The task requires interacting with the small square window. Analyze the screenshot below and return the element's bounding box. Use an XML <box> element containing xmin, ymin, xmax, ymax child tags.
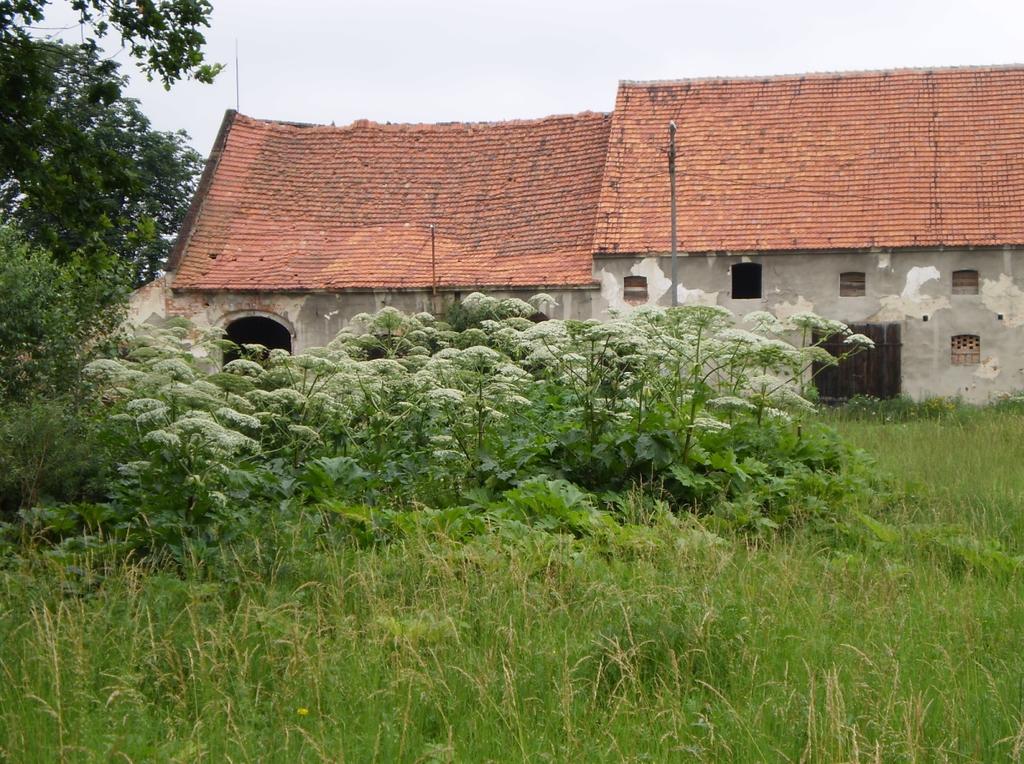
<box><xmin>951</xmin><ymin>334</ymin><xmax>980</xmax><ymax>365</ymax></box>
<box><xmin>623</xmin><ymin>275</ymin><xmax>648</xmax><ymax>304</ymax></box>
<box><xmin>731</xmin><ymin>263</ymin><xmax>762</xmax><ymax>300</ymax></box>
<box><xmin>952</xmin><ymin>270</ymin><xmax>979</xmax><ymax>295</ymax></box>
<box><xmin>839</xmin><ymin>272</ymin><xmax>866</xmax><ymax>297</ymax></box>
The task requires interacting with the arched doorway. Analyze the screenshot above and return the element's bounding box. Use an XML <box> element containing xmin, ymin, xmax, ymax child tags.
<box><xmin>224</xmin><ymin>315</ymin><xmax>292</xmax><ymax>362</ymax></box>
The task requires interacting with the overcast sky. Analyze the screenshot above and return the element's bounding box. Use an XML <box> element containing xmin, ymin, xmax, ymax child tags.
<box><xmin>44</xmin><ymin>0</ymin><xmax>1024</xmax><ymax>154</ymax></box>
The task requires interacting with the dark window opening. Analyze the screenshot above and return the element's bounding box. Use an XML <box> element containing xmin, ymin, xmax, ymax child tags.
<box><xmin>731</xmin><ymin>262</ymin><xmax>762</xmax><ymax>300</ymax></box>
<box><xmin>839</xmin><ymin>271</ymin><xmax>866</xmax><ymax>297</ymax></box>
<box><xmin>952</xmin><ymin>269</ymin><xmax>979</xmax><ymax>295</ymax></box>
<box><xmin>623</xmin><ymin>275</ymin><xmax>648</xmax><ymax>304</ymax></box>
<box><xmin>951</xmin><ymin>334</ymin><xmax>980</xmax><ymax>365</ymax></box>
<box><xmin>224</xmin><ymin>316</ymin><xmax>292</xmax><ymax>363</ymax></box>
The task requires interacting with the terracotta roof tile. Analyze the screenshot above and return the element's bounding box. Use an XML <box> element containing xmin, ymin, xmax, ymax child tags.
<box><xmin>596</xmin><ymin>66</ymin><xmax>1024</xmax><ymax>254</ymax></box>
<box><xmin>173</xmin><ymin>65</ymin><xmax>1024</xmax><ymax>293</ymax></box>
<box><xmin>173</xmin><ymin>112</ymin><xmax>611</xmax><ymax>290</ymax></box>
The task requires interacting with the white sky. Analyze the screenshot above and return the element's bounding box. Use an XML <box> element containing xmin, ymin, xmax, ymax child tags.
<box><xmin>41</xmin><ymin>0</ymin><xmax>1024</xmax><ymax>154</ymax></box>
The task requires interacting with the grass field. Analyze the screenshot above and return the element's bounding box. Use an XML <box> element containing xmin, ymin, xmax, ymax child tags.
<box><xmin>2</xmin><ymin>412</ymin><xmax>1023</xmax><ymax>762</ymax></box>
<box><xmin>837</xmin><ymin>411</ymin><xmax>1024</xmax><ymax>543</ymax></box>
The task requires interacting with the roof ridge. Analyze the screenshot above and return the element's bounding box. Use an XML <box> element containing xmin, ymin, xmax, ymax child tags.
<box><xmin>619</xmin><ymin>62</ymin><xmax>1024</xmax><ymax>87</ymax></box>
<box><xmin>235</xmin><ymin>110</ymin><xmax>612</xmax><ymax>132</ymax></box>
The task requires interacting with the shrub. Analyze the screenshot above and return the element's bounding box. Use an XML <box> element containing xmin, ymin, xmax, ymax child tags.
<box><xmin>17</xmin><ymin>300</ymin><xmax>878</xmax><ymax>560</ymax></box>
<box><xmin>831</xmin><ymin>394</ymin><xmax>975</xmax><ymax>422</ymax></box>
<box><xmin>0</xmin><ymin>397</ymin><xmax>108</xmax><ymax>516</ymax></box>
<box><xmin>0</xmin><ymin>226</ymin><xmax>126</xmax><ymax>401</ymax></box>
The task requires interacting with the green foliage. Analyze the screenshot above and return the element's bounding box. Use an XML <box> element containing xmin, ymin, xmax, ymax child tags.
<box><xmin>1</xmin><ymin>357</ymin><xmax>1023</xmax><ymax>761</ymax></box>
<box><xmin>0</xmin><ymin>43</ymin><xmax>204</xmax><ymax>282</ymax></box>
<box><xmin>1</xmin><ymin>1</ymin><xmax>219</xmax><ymax>89</ymax></box>
<box><xmin>832</xmin><ymin>391</ymin><xmax>1024</xmax><ymax>424</ymax></box>
<box><xmin>0</xmin><ymin>226</ymin><xmax>124</xmax><ymax>400</ymax></box>
<box><xmin>0</xmin><ymin>397</ymin><xmax>108</xmax><ymax>515</ymax></box>
<box><xmin>13</xmin><ymin>299</ymin><xmax>883</xmax><ymax>560</ymax></box>
<box><xmin>829</xmin><ymin>394</ymin><xmax>967</xmax><ymax>422</ymax></box>
<box><xmin>0</xmin><ymin>516</ymin><xmax>1022</xmax><ymax>761</ymax></box>
<box><xmin>0</xmin><ymin>227</ymin><xmax>125</xmax><ymax>513</ymax></box>
<box><xmin>835</xmin><ymin>410</ymin><xmax>1024</xmax><ymax>573</ymax></box>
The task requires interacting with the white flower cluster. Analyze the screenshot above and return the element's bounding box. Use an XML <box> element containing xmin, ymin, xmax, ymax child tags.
<box><xmin>142</xmin><ymin>429</ymin><xmax>181</xmax><ymax>449</ymax></box>
<box><xmin>743</xmin><ymin>310</ymin><xmax>786</xmax><ymax>334</ymax></box>
<box><xmin>692</xmin><ymin>416</ymin><xmax>730</xmax><ymax>432</ymax></box>
<box><xmin>151</xmin><ymin>358</ymin><xmax>196</xmax><ymax>382</ymax></box>
<box><xmin>427</xmin><ymin>387</ymin><xmax>465</xmax><ymax>406</ymax></box>
<box><xmin>844</xmin><ymin>333</ymin><xmax>876</xmax><ymax>349</ymax></box>
<box><xmin>215</xmin><ymin>407</ymin><xmax>261</xmax><ymax>432</ymax></box>
<box><xmin>788</xmin><ymin>312</ymin><xmax>850</xmax><ymax>339</ymax></box>
<box><xmin>707</xmin><ymin>396</ymin><xmax>756</xmax><ymax>413</ymax></box>
<box><xmin>223</xmin><ymin>358</ymin><xmax>265</xmax><ymax>378</ymax></box>
<box><xmin>96</xmin><ymin>300</ymin><xmax>875</xmax><ymax>479</ymax></box>
<box><xmin>168</xmin><ymin>411</ymin><xmax>258</xmax><ymax>455</ymax></box>
<box><xmin>83</xmin><ymin>358</ymin><xmax>132</xmax><ymax>381</ymax></box>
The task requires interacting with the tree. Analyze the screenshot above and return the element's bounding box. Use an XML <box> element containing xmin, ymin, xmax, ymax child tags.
<box><xmin>1</xmin><ymin>43</ymin><xmax>204</xmax><ymax>284</ymax></box>
<box><xmin>0</xmin><ymin>225</ymin><xmax>124</xmax><ymax>400</ymax></box>
<box><xmin>1</xmin><ymin>1</ymin><xmax>220</xmax><ymax>88</ymax></box>
<box><xmin>0</xmin><ymin>225</ymin><xmax>125</xmax><ymax>514</ymax></box>
<box><xmin>0</xmin><ymin>1</ymin><xmax>217</xmax><ymax>279</ymax></box>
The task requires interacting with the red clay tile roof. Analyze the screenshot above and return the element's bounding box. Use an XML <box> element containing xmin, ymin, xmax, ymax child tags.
<box><xmin>172</xmin><ymin>66</ymin><xmax>1024</xmax><ymax>292</ymax></box>
<box><xmin>171</xmin><ymin>111</ymin><xmax>611</xmax><ymax>290</ymax></box>
<box><xmin>596</xmin><ymin>66</ymin><xmax>1024</xmax><ymax>254</ymax></box>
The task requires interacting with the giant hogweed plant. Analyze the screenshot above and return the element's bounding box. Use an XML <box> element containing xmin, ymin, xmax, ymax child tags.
<box><xmin>508</xmin><ymin>304</ymin><xmax>872</xmax><ymax>486</ymax></box>
<box><xmin>27</xmin><ymin>297</ymin><xmax>874</xmax><ymax>556</ymax></box>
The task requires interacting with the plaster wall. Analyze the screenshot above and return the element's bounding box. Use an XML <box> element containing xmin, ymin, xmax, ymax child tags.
<box><xmin>593</xmin><ymin>249</ymin><xmax>1024</xmax><ymax>402</ymax></box>
<box><xmin>131</xmin><ymin>276</ymin><xmax>598</xmax><ymax>353</ymax></box>
<box><xmin>131</xmin><ymin>248</ymin><xmax>1024</xmax><ymax>401</ymax></box>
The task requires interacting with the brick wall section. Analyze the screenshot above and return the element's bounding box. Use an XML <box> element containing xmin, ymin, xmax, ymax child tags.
<box><xmin>163</xmin><ymin>290</ymin><xmax>282</xmax><ymax>320</ymax></box>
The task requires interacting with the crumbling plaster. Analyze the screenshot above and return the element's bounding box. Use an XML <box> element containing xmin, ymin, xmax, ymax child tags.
<box><xmin>981</xmin><ymin>273</ymin><xmax>1024</xmax><ymax>328</ymax></box>
<box><xmin>598</xmin><ymin>257</ymin><xmax>717</xmax><ymax>311</ymax></box>
<box><xmin>131</xmin><ymin>274</ymin><xmax>598</xmax><ymax>353</ymax></box>
<box><xmin>130</xmin><ymin>247</ymin><xmax>1024</xmax><ymax>402</ymax></box>
<box><xmin>593</xmin><ymin>248</ymin><xmax>1024</xmax><ymax>402</ymax></box>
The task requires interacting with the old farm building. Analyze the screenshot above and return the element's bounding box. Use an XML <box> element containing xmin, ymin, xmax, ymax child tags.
<box><xmin>132</xmin><ymin>65</ymin><xmax>1024</xmax><ymax>401</ymax></box>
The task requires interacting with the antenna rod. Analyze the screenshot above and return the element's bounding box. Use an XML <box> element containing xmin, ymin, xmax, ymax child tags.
<box><xmin>668</xmin><ymin>120</ymin><xmax>678</xmax><ymax>307</ymax></box>
<box><xmin>235</xmin><ymin>39</ymin><xmax>240</xmax><ymax>111</ymax></box>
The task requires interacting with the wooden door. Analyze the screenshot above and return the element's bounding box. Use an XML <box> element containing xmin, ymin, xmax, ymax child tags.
<box><xmin>813</xmin><ymin>323</ymin><xmax>901</xmax><ymax>401</ymax></box>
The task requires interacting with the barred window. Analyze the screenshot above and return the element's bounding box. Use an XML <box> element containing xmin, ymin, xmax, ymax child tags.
<box><xmin>951</xmin><ymin>334</ymin><xmax>981</xmax><ymax>365</ymax></box>
<box><xmin>839</xmin><ymin>271</ymin><xmax>866</xmax><ymax>297</ymax></box>
<box><xmin>952</xmin><ymin>270</ymin><xmax>979</xmax><ymax>295</ymax></box>
<box><xmin>623</xmin><ymin>275</ymin><xmax>648</xmax><ymax>304</ymax></box>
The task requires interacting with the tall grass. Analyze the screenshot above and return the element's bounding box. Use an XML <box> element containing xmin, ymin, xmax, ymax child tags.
<box><xmin>836</xmin><ymin>411</ymin><xmax>1024</xmax><ymax>542</ymax></box>
<box><xmin>2</xmin><ymin>412</ymin><xmax>1024</xmax><ymax>762</ymax></box>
